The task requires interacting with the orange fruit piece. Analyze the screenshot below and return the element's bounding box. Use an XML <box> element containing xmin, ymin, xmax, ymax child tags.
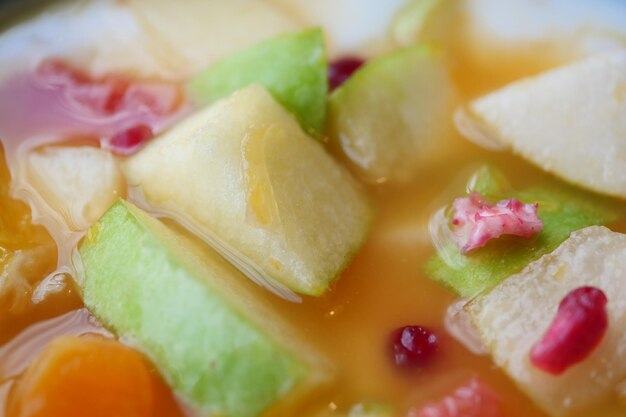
<box><xmin>7</xmin><ymin>336</ymin><xmax>154</xmax><ymax>417</ymax></box>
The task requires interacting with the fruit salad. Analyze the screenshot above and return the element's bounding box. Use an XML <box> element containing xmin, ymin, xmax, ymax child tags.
<box><xmin>0</xmin><ymin>1</ymin><xmax>625</xmax><ymax>417</ymax></box>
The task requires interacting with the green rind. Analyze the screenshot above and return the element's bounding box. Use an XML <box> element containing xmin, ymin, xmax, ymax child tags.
<box><xmin>425</xmin><ymin>167</ymin><xmax>621</xmax><ymax>297</ymax></box>
<box><xmin>187</xmin><ymin>28</ymin><xmax>327</xmax><ymax>135</ymax></box>
<box><xmin>79</xmin><ymin>200</ymin><xmax>310</xmax><ymax>417</ymax></box>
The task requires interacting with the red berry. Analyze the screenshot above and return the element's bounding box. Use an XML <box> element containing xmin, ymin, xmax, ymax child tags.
<box><xmin>108</xmin><ymin>124</ymin><xmax>154</xmax><ymax>156</ymax></box>
<box><xmin>328</xmin><ymin>57</ymin><xmax>365</xmax><ymax>91</ymax></box>
<box><xmin>530</xmin><ymin>286</ymin><xmax>608</xmax><ymax>375</ymax></box>
<box><xmin>391</xmin><ymin>326</ymin><xmax>439</xmax><ymax>368</ymax></box>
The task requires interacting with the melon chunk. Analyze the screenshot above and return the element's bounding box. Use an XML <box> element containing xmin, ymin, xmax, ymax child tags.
<box><xmin>457</xmin><ymin>50</ymin><xmax>626</xmax><ymax>199</ymax></box>
<box><xmin>187</xmin><ymin>28</ymin><xmax>327</xmax><ymax>134</ymax></box>
<box><xmin>27</xmin><ymin>146</ymin><xmax>123</xmax><ymax>231</ymax></box>
<box><xmin>328</xmin><ymin>45</ymin><xmax>457</xmax><ymax>184</ymax></box>
<box><xmin>124</xmin><ymin>85</ymin><xmax>372</xmax><ymax>297</ymax></box>
<box><xmin>467</xmin><ymin>226</ymin><xmax>626</xmax><ymax>416</ymax></box>
<box><xmin>78</xmin><ymin>200</ymin><xmax>327</xmax><ymax>417</ymax></box>
<box><xmin>425</xmin><ymin>166</ymin><xmax>619</xmax><ymax>297</ymax></box>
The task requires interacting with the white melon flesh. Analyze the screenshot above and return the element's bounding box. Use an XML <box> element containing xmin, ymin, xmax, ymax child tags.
<box><xmin>269</xmin><ymin>0</ymin><xmax>408</xmax><ymax>56</ymax></box>
<box><xmin>458</xmin><ymin>0</ymin><xmax>626</xmax><ymax>73</ymax></box>
<box><xmin>458</xmin><ymin>50</ymin><xmax>626</xmax><ymax>199</ymax></box>
<box><xmin>27</xmin><ymin>146</ymin><xmax>123</xmax><ymax>231</ymax></box>
<box><xmin>128</xmin><ymin>0</ymin><xmax>303</xmax><ymax>77</ymax></box>
<box><xmin>0</xmin><ymin>0</ymin><xmax>301</xmax><ymax>82</ymax></box>
<box><xmin>123</xmin><ymin>85</ymin><xmax>372</xmax><ymax>297</ymax></box>
<box><xmin>467</xmin><ymin>226</ymin><xmax>626</xmax><ymax>416</ymax></box>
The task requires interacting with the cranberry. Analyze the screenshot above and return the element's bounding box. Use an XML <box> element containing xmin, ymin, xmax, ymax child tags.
<box><xmin>108</xmin><ymin>124</ymin><xmax>154</xmax><ymax>156</ymax></box>
<box><xmin>328</xmin><ymin>57</ymin><xmax>365</xmax><ymax>91</ymax></box>
<box><xmin>530</xmin><ymin>286</ymin><xmax>608</xmax><ymax>375</ymax></box>
<box><xmin>391</xmin><ymin>326</ymin><xmax>439</xmax><ymax>368</ymax></box>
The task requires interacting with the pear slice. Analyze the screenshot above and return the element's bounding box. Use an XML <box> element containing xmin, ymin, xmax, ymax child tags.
<box><xmin>124</xmin><ymin>85</ymin><xmax>372</xmax><ymax>297</ymax></box>
<box><xmin>467</xmin><ymin>226</ymin><xmax>626</xmax><ymax>416</ymax></box>
<box><xmin>78</xmin><ymin>200</ymin><xmax>328</xmax><ymax>417</ymax></box>
<box><xmin>26</xmin><ymin>146</ymin><xmax>123</xmax><ymax>231</ymax></box>
<box><xmin>327</xmin><ymin>45</ymin><xmax>457</xmax><ymax>184</ymax></box>
<box><xmin>457</xmin><ymin>50</ymin><xmax>626</xmax><ymax>199</ymax></box>
<box><xmin>187</xmin><ymin>28</ymin><xmax>327</xmax><ymax>134</ymax></box>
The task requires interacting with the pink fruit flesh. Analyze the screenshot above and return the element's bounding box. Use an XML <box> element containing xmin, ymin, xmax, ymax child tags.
<box><xmin>408</xmin><ymin>378</ymin><xmax>502</xmax><ymax>417</ymax></box>
<box><xmin>107</xmin><ymin>124</ymin><xmax>154</xmax><ymax>156</ymax></box>
<box><xmin>0</xmin><ymin>60</ymin><xmax>182</xmax><ymax>155</ymax></box>
<box><xmin>391</xmin><ymin>326</ymin><xmax>439</xmax><ymax>368</ymax></box>
<box><xmin>530</xmin><ymin>286</ymin><xmax>608</xmax><ymax>375</ymax></box>
<box><xmin>451</xmin><ymin>193</ymin><xmax>543</xmax><ymax>253</ymax></box>
<box><xmin>328</xmin><ymin>57</ymin><xmax>365</xmax><ymax>91</ymax></box>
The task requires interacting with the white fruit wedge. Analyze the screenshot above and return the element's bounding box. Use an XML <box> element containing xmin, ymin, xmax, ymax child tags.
<box><xmin>456</xmin><ymin>0</ymin><xmax>626</xmax><ymax>76</ymax></box>
<box><xmin>328</xmin><ymin>46</ymin><xmax>457</xmax><ymax>184</ymax></box>
<box><xmin>128</xmin><ymin>0</ymin><xmax>303</xmax><ymax>77</ymax></box>
<box><xmin>467</xmin><ymin>226</ymin><xmax>626</xmax><ymax>417</ymax></box>
<box><xmin>124</xmin><ymin>85</ymin><xmax>373</xmax><ymax>298</ymax></box>
<box><xmin>457</xmin><ymin>50</ymin><xmax>626</xmax><ymax>199</ymax></box>
<box><xmin>26</xmin><ymin>146</ymin><xmax>124</xmax><ymax>231</ymax></box>
<box><xmin>269</xmin><ymin>0</ymin><xmax>408</xmax><ymax>56</ymax></box>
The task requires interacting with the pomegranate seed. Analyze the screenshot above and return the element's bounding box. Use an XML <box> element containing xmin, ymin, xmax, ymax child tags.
<box><xmin>108</xmin><ymin>124</ymin><xmax>154</xmax><ymax>156</ymax></box>
<box><xmin>407</xmin><ymin>378</ymin><xmax>502</xmax><ymax>417</ymax></box>
<box><xmin>328</xmin><ymin>57</ymin><xmax>365</xmax><ymax>91</ymax></box>
<box><xmin>530</xmin><ymin>286</ymin><xmax>608</xmax><ymax>375</ymax></box>
<box><xmin>391</xmin><ymin>326</ymin><xmax>439</xmax><ymax>368</ymax></box>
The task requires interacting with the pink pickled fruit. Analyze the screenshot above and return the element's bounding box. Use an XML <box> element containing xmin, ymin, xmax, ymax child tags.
<box><xmin>108</xmin><ymin>124</ymin><xmax>154</xmax><ymax>156</ymax></box>
<box><xmin>31</xmin><ymin>60</ymin><xmax>182</xmax><ymax>156</ymax></box>
<box><xmin>391</xmin><ymin>326</ymin><xmax>439</xmax><ymax>368</ymax></box>
<box><xmin>451</xmin><ymin>193</ymin><xmax>543</xmax><ymax>253</ymax></box>
<box><xmin>328</xmin><ymin>57</ymin><xmax>365</xmax><ymax>91</ymax></box>
<box><xmin>530</xmin><ymin>286</ymin><xmax>608</xmax><ymax>375</ymax></box>
<box><xmin>408</xmin><ymin>378</ymin><xmax>502</xmax><ymax>417</ymax></box>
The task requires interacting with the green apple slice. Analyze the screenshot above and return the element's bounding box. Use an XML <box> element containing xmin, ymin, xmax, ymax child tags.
<box><xmin>425</xmin><ymin>166</ymin><xmax>620</xmax><ymax>297</ymax></box>
<box><xmin>78</xmin><ymin>200</ymin><xmax>328</xmax><ymax>417</ymax></box>
<box><xmin>327</xmin><ymin>45</ymin><xmax>457</xmax><ymax>184</ymax></box>
<box><xmin>124</xmin><ymin>84</ymin><xmax>372</xmax><ymax>297</ymax></box>
<box><xmin>187</xmin><ymin>28</ymin><xmax>327</xmax><ymax>134</ymax></box>
<box><xmin>457</xmin><ymin>50</ymin><xmax>626</xmax><ymax>199</ymax></box>
<box><xmin>467</xmin><ymin>226</ymin><xmax>626</xmax><ymax>416</ymax></box>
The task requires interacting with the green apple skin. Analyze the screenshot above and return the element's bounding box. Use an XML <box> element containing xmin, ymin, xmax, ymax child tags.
<box><xmin>78</xmin><ymin>200</ymin><xmax>326</xmax><ymax>417</ymax></box>
<box><xmin>187</xmin><ymin>28</ymin><xmax>327</xmax><ymax>135</ymax></box>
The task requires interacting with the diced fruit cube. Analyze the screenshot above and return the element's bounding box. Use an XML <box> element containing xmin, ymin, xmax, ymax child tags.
<box><xmin>457</xmin><ymin>50</ymin><xmax>626</xmax><ymax>199</ymax></box>
<box><xmin>269</xmin><ymin>0</ymin><xmax>406</xmax><ymax>56</ymax></box>
<box><xmin>78</xmin><ymin>200</ymin><xmax>328</xmax><ymax>417</ymax></box>
<box><xmin>6</xmin><ymin>336</ymin><xmax>154</xmax><ymax>417</ymax></box>
<box><xmin>124</xmin><ymin>85</ymin><xmax>372</xmax><ymax>297</ymax></box>
<box><xmin>128</xmin><ymin>0</ymin><xmax>302</xmax><ymax>77</ymax></box>
<box><xmin>26</xmin><ymin>146</ymin><xmax>124</xmax><ymax>231</ymax></box>
<box><xmin>391</xmin><ymin>0</ymin><xmax>448</xmax><ymax>47</ymax></box>
<box><xmin>327</xmin><ymin>45</ymin><xmax>457</xmax><ymax>184</ymax></box>
<box><xmin>425</xmin><ymin>166</ymin><xmax>619</xmax><ymax>297</ymax></box>
<box><xmin>187</xmin><ymin>28</ymin><xmax>327</xmax><ymax>134</ymax></box>
<box><xmin>466</xmin><ymin>226</ymin><xmax>626</xmax><ymax>416</ymax></box>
